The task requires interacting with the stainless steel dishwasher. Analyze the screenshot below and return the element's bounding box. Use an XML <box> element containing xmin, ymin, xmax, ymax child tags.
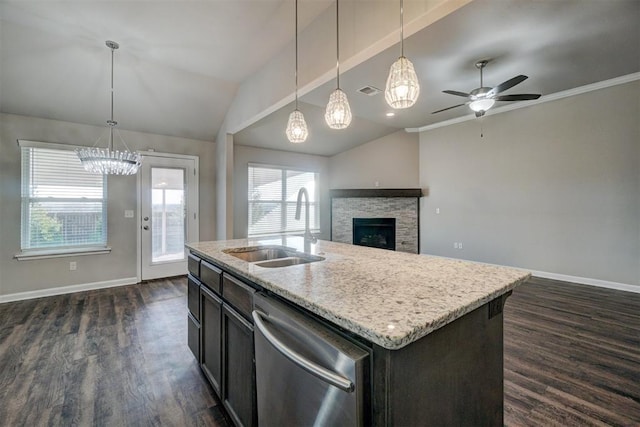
<box><xmin>252</xmin><ymin>293</ymin><xmax>370</xmax><ymax>426</ymax></box>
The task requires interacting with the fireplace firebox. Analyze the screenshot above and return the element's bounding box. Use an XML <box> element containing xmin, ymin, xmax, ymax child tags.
<box><xmin>352</xmin><ymin>218</ymin><xmax>396</xmax><ymax>251</ymax></box>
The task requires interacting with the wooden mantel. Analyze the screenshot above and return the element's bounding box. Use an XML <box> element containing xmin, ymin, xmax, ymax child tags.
<box><xmin>330</xmin><ymin>188</ymin><xmax>423</xmax><ymax>198</ymax></box>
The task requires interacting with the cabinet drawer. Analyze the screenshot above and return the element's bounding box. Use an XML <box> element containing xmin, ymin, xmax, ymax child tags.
<box><xmin>187</xmin><ymin>275</ymin><xmax>201</xmax><ymax>321</ymax></box>
<box><xmin>223</xmin><ymin>274</ymin><xmax>256</xmax><ymax>321</ymax></box>
<box><xmin>201</xmin><ymin>260</ymin><xmax>222</xmax><ymax>294</ymax></box>
<box><xmin>187</xmin><ymin>313</ymin><xmax>200</xmax><ymax>362</ymax></box>
<box><xmin>188</xmin><ymin>253</ymin><xmax>201</xmax><ymax>278</ymax></box>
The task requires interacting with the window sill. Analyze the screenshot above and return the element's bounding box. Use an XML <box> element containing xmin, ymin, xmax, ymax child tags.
<box><xmin>14</xmin><ymin>247</ymin><xmax>112</xmax><ymax>261</ymax></box>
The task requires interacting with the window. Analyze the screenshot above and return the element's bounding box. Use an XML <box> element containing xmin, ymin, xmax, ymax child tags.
<box><xmin>248</xmin><ymin>164</ymin><xmax>319</xmax><ymax>237</ymax></box>
<box><xmin>20</xmin><ymin>143</ymin><xmax>107</xmax><ymax>252</ymax></box>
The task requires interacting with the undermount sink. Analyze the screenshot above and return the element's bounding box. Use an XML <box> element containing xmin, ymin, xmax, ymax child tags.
<box><xmin>254</xmin><ymin>255</ymin><xmax>324</xmax><ymax>268</ymax></box>
<box><xmin>223</xmin><ymin>245</ymin><xmax>324</xmax><ymax>267</ymax></box>
<box><xmin>223</xmin><ymin>247</ymin><xmax>292</xmax><ymax>262</ymax></box>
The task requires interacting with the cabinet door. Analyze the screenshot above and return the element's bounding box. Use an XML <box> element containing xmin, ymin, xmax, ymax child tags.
<box><xmin>187</xmin><ymin>313</ymin><xmax>200</xmax><ymax>362</ymax></box>
<box><xmin>222</xmin><ymin>304</ymin><xmax>257</xmax><ymax>427</ymax></box>
<box><xmin>200</xmin><ymin>285</ymin><xmax>222</xmax><ymax>397</ymax></box>
<box><xmin>187</xmin><ymin>275</ymin><xmax>201</xmax><ymax>321</ymax></box>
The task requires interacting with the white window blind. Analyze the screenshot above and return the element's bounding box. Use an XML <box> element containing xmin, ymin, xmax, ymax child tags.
<box><xmin>21</xmin><ymin>146</ymin><xmax>107</xmax><ymax>251</ymax></box>
<box><xmin>248</xmin><ymin>164</ymin><xmax>319</xmax><ymax>237</ymax></box>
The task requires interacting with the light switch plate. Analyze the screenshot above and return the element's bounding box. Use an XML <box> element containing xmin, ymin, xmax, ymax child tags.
<box><xmin>124</xmin><ymin>210</ymin><xmax>134</xmax><ymax>218</ymax></box>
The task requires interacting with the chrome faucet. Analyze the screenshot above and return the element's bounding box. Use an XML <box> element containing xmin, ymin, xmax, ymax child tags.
<box><xmin>295</xmin><ymin>187</ymin><xmax>317</xmax><ymax>252</ymax></box>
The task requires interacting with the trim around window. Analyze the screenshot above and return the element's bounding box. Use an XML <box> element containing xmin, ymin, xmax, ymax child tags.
<box><xmin>14</xmin><ymin>246</ymin><xmax>112</xmax><ymax>260</ymax></box>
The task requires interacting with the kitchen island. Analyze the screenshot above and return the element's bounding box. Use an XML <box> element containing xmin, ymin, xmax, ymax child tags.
<box><xmin>185</xmin><ymin>237</ymin><xmax>530</xmax><ymax>426</ymax></box>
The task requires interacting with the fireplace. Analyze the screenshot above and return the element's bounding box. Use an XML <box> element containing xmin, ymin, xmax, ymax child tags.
<box><xmin>352</xmin><ymin>218</ymin><xmax>396</xmax><ymax>251</ymax></box>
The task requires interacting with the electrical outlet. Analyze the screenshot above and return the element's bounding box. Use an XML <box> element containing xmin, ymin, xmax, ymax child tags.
<box><xmin>453</xmin><ymin>242</ymin><xmax>458</xmax><ymax>249</ymax></box>
<box><xmin>459</xmin><ymin>242</ymin><xmax>463</xmax><ymax>249</ymax></box>
<box><xmin>436</xmin><ymin>208</ymin><xmax>440</xmax><ymax>214</ymax></box>
<box><xmin>69</xmin><ymin>261</ymin><xmax>77</xmax><ymax>271</ymax></box>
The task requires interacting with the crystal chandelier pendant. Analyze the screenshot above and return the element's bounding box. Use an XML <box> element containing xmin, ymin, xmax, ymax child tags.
<box><xmin>325</xmin><ymin>88</ymin><xmax>352</xmax><ymax>129</ymax></box>
<box><xmin>286</xmin><ymin>0</ymin><xmax>309</xmax><ymax>144</ymax></box>
<box><xmin>385</xmin><ymin>56</ymin><xmax>420</xmax><ymax>109</ymax></box>
<box><xmin>286</xmin><ymin>109</ymin><xmax>309</xmax><ymax>143</ymax></box>
<box><xmin>77</xmin><ymin>41</ymin><xmax>142</xmax><ymax>175</ymax></box>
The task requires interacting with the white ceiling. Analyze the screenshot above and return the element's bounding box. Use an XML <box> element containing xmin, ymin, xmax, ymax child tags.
<box><xmin>2</xmin><ymin>0</ymin><xmax>639</xmax><ymax>156</ymax></box>
<box><xmin>0</xmin><ymin>0</ymin><xmax>332</xmax><ymax>141</ymax></box>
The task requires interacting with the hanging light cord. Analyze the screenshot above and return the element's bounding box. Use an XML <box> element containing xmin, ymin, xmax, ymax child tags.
<box><xmin>400</xmin><ymin>0</ymin><xmax>404</xmax><ymax>57</ymax></box>
<box><xmin>108</xmin><ymin>44</ymin><xmax>115</xmax><ymax>151</ymax></box>
<box><xmin>336</xmin><ymin>0</ymin><xmax>340</xmax><ymax>89</ymax></box>
<box><xmin>295</xmin><ymin>0</ymin><xmax>299</xmax><ymax>110</ymax></box>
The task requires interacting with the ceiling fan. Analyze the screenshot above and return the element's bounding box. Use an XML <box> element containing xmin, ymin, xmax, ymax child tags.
<box><xmin>432</xmin><ymin>60</ymin><xmax>541</xmax><ymax>117</ymax></box>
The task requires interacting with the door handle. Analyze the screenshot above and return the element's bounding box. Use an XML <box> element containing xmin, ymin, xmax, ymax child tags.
<box><xmin>252</xmin><ymin>310</ymin><xmax>354</xmax><ymax>392</ymax></box>
<box><xmin>143</xmin><ymin>225</ymin><xmax>149</xmax><ymax>230</ymax></box>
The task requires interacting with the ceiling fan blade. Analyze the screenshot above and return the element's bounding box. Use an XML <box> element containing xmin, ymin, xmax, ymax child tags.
<box><xmin>432</xmin><ymin>103</ymin><xmax>467</xmax><ymax>114</ymax></box>
<box><xmin>443</xmin><ymin>90</ymin><xmax>470</xmax><ymax>98</ymax></box>
<box><xmin>495</xmin><ymin>94</ymin><xmax>541</xmax><ymax>101</ymax></box>
<box><xmin>488</xmin><ymin>75</ymin><xmax>528</xmax><ymax>96</ymax></box>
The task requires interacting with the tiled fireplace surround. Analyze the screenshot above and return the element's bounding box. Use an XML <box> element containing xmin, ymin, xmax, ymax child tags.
<box><xmin>330</xmin><ymin>189</ymin><xmax>422</xmax><ymax>254</ymax></box>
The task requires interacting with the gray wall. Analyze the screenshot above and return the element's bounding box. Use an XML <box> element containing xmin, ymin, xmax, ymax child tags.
<box><xmin>0</xmin><ymin>113</ymin><xmax>216</xmax><ymax>297</ymax></box>
<box><xmin>233</xmin><ymin>145</ymin><xmax>330</xmax><ymax>240</ymax></box>
<box><xmin>419</xmin><ymin>81</ymin><xmax>640</xmax><ymax>286</ymax></box>
<box><xmin>329</xmin><ymin>130</ymin><xmax>420</xmax><ymax>189</ymax></box>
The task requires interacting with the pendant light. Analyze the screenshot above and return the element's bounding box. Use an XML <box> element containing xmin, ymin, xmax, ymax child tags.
<box><xmin>384</xmin><ymin>0</ymin><xmax>420</xmax><ymax>109</ymax></box>
<box><xmin>286</xmin><ymin>0</ymin><xmax>309</xmax><ymax>143</ymax></box>
<box><xmin>325</xmin><ymin>0</ymin><xmax>352</xmax><ymax>129</ymax></box>
<box><xmin>77</xmin><ymin>41</ymin><xmax>142</xmax><ymax>175</ymax></box>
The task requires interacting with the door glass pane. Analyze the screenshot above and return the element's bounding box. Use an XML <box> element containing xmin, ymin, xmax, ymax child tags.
<box><xmin>151</xmin><ymin>167</ymin><xmax>185</xmax><ymax>263</ymax></box>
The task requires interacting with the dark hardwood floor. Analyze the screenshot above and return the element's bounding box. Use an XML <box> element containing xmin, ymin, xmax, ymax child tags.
<box><xmin>1</xmin><ymin>275</ymin><xmax>638</xmax><ymax>426</ymax></box>
<box><xmin>504</xmin><ymin>277</ymin><xmax>640</xmax><ymax>426</ymax></box>
<box><xmin>0</xmin><ymin>278</ymin><xmax>231</xmax><ymax>426</ymax></box>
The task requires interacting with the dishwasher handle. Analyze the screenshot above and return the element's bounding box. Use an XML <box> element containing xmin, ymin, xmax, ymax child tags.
<box><xmin>252</xmin><ymin>310</ymin><xmax>355</xmax><ymax>393</ymax></box>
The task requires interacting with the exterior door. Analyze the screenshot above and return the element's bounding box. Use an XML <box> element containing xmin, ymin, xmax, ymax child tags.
<box><xmin>139</xmin><ymin>154</ymin><xmax>198</xmax><ymax>280</ymax></box>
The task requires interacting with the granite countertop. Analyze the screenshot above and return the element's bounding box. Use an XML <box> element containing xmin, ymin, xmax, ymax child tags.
<box><xmin>186</xmin><ymin>237</ymin><xmax>531</xmax><ymax>350</ymax></box>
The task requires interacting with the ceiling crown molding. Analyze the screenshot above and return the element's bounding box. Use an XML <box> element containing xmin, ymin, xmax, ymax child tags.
<box><xmin>406</xmin><ymin>72</ymin><xmax>640</xmax><ymax>133</ymax></box>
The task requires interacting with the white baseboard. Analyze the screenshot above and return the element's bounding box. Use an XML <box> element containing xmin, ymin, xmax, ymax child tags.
<box><xmin>0</xmin><ymin>277</ymin><xmax>139</xmax><ymax>303</ymax></box>
<box><xmin>529</xmin><ymin>270</ymin><xmax>639</xmax><ymax>294</ymax></box>
<box><xmin>422</xmin><ymin>253</ymin><xmax>639</xmax><ymax>294</ymax></box>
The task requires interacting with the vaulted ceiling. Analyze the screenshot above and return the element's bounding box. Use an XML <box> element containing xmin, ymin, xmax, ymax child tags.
<box><xmin>2</xmin><ymin>0</ymin><xmax>639</xmax><ymax>157</ymax></box>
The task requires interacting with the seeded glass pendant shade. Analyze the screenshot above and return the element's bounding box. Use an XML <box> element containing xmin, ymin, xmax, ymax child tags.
<box><xmin>77</xmin><ymin>41</ymin><xmax>142</xmax><ymax>175</ymax></box>
<box><xmin>286</xmin><ymin>110</ymin><xmax>309</xmax><ymax>143</ymax></box>
<box><xmin>286</xmin><ymin>0</ymin><xmax>308</xmax><ymax>143</ymax></box>
<box><xmin>325</xmin><ymin>0</ymin><xmax>352</xmax><ymax>130</ymax></box>
<box><xmin>385</xmin><ymin>0</ymin><xmax>420</xmax><ymax>109</ymax></box>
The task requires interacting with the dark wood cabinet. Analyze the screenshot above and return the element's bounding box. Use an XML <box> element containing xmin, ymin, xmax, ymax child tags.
<box><xmin>222</xmin><ymin>274</ymin><xmax>256</xmax><ymax>321</ymax></box>
<box><xmin>201</xmin><ymin>260</ymin><xmax>222</xmax><ymax>294</ymax></box>
<box><xmin>187</xmin><ymin>312</ymin><xmax>200</xmax><ymax>361</ymax></box>
<box><xmin>188</xmin><ymin>253</ymin><xmax>200</xmax><ymax>278</ymax></box>
<box><xmin>222</xmin><ymin>304</ymin><xmax>257</xmax><ymax>427</ymax></box>
<box><xmin>188</xmin><ymin>252</ymin><xmax>258</xmax><ymax>427</ymax></box>
<box><xmin>187</xmin><ymin>275</ymin><xmax>201</xmax><ymax>361</ymax></box>
<box><xmin>200</xmin><ymin>284</ymin><xmax>223</xmax><ymax>397</ymax></box>
<box><xmin>187</xmin><ymin>275</ymin><xmax>201</xmax><ymax>321</ymax></box>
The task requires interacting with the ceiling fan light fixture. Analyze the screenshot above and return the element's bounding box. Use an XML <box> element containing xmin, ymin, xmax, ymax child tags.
<box><xmin>385</xmin><ymin>0</ymin><xmax>420</xmax><ymax>110</ymax></box>
<box><xmin>76</xmin><ymin>40</ymin><xmax>142</xmax><ymax>175</ymax></box>
<box><xmin>286</xmin><ymin>109</ymin><xmax>309</xmax><ymax>143</ymax></box>
<box><xmin>469</xmin><ymin>98</ymin><xmax>495</xmax><ymax>112</ymax></box>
